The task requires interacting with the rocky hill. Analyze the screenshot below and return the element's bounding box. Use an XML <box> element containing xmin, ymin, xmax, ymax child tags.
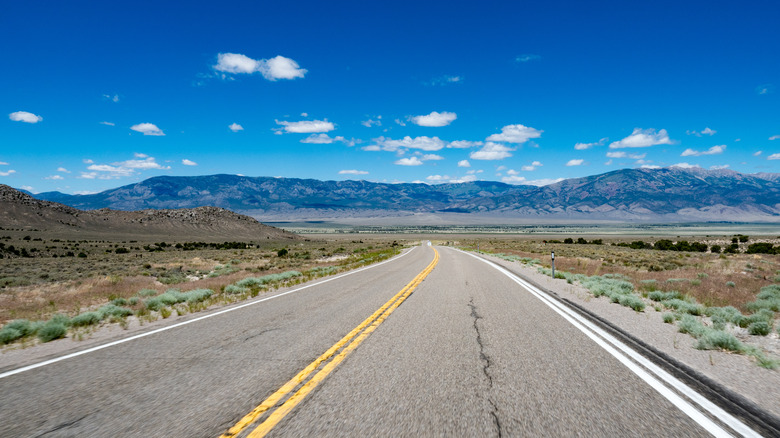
<box><xmin>27</xmin><ymin>167</ymin><xmax>780</xmax><ymax>223</ymax></box>
<box><xmin>0</xmin><ymin>185</ymin><xmax>299</xmax><ymax>241</ymax></box>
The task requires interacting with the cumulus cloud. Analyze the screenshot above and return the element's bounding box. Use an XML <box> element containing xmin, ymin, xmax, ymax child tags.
<box><xmin>641</xmin><ymin>165</ymin><xmax>661</xmax><ymax>169</ymax></box>
<box><xmin>276</xmin><ymin>119</ymin><xmax>335</xmax><ymax>134</ymax></box>
<box><xmin>448</xmin><ymin>140</ymin><xmax>482</xmax><ymax>149</ymax></box>
<box><xmin>229</xmin><ymin>123</ymin><xmax>244</xmax><ymax>132</ymax></box>
<box><xmin>516</xmin><ymin>54</ymin><xmax>541</xmax><ymax>62</ymax></box>
<box><xmin>84</xmin><ymin>156</ymin><xmax>170</xmax><ymax>179</ymax></box>
<box><xmin>671</xmin><ymin>162</ymin><xmax>701</xmax><ymax>169</ymax></box>
<box><xmin>606</xmin><ymin>151</ymin><xmax>646</xmax><ymax>159</ymax></box>
<box><xmin>301</xmin><ymin>133</ymin><xmax>354</xmax><ymax>145</ymax></box>
<box><xmin>768</xmin><ymin>153</ymin><xmax>780</xmax><ymax>160</ymax></box>
<box><xmin>470</xmin><ymin>142</ymin><xmax>514</xmax><ymax>160</ymax></box>
<box><xmin>770</xmin><ymin>135</ymin><xmax>780</xmax><ymax>140</ymax></box>
<box><xmin>361</xmin><ymin>117</ymin><xmax>382</xmax><ymax>128</ymax></box>
<box><xmin>0</xmin><ymin>161</ymin><xmax>8</xmax><ymax>165</ymax></box>
<box><xmin>501</xmin><ymin>175</ymin><xmax>526</xmax><ymax>184</ymax></box>
<box><xmin>754</xmin><ymin>151</ymin><xmax>763</xmax><ymax>156</ymax></box>
<box><xmin>680</xmin><ymin>145</ymin><xmax>726</xmax><ymax>157</ymax></box>
<box><xmin>182</xmin><ymin>159</ymin><xmax>197</xmax><ymax>166</ymax></box>
<box><xmin>130</xmin><ymin>123</ymin><xmax>165</xmax><ymax>136</ymax></box>
<box><xmin>426</xmin><ymin>174</ymin><xmax>477</xmax><ymax>184</ymax></box>
<box><xmin>566</xmin><ymin>159</ymin><xmax>584</xmax><ymax>166</ymax></box>
<box><xmin>521</xmin><ymin>161</ymin><xmax>542</xmax><ymax>171</ymax></box>
<box><xmin>339</xmin><ymin>170</ymin><xmax>369</xmax><ymax>175</ymax></box>
<box><xmin>574</xmin><ymin>138</ymin><xmax>608</xmax><ymax>150</ymax></box>
<box><xmin>9</xmin><ymin>111</ymin><xmax>42</xmax><ymax>123</ymax></box>
<box><xmin>686</xmin><ymin>127</ymin><xmax>716</xmax><ymax>137</ymax></box>
<box><xmin>457</xmin><ymin>160</ymin><xmax>471</xmax><ymax>168</ymax></box>
<box><xmin>410</xmin><ymin>111</ymin><xmax>457</xmax><ymax>127</ymax></box>
<box><xmin>395</xmin><ymin>157</ymin><xmax>424</xmax><ymax>166</ymax></box>
<box><xmin>609</xmin><ymin>128</ymin><xmax>673</xmax><ymax>149</ymax></box>
<box><xmin>367</xmin><ymin>136</ymin><xmax>447</xmax><ymax>152</ymax></box>
<box><xmin>0</xmin><ymin>170</ymin><xmax>16</xmax><ymax>176</ymax></box>
<box><xmin>213</xmin><ymin>53</ymin><xmax>306</xmax><ymax>81</ymax></box>
<box><xmin>420</xmin><ymin>153</ymin><xmax>444</xmax><ymax>161</ymax></box>
<box><xmin>45</xmin><ymin>175</ymin><xmax>64</xmax><ymax>180</ymax></box>
<box><xmin>486</xmin><ymin>124</ymin><xmax>542</xmax><ymax>143</ymax></box>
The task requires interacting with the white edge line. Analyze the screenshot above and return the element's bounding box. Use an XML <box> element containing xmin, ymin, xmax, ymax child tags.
<box><xmin>0</xmin><ymin>246</ymin><xmax>417</xmax><ymax>380</ymax></box>
<box><xmin>454</xmin><ymin>248</ymin><xmax>758</xmax><ymax>438</ymax></box>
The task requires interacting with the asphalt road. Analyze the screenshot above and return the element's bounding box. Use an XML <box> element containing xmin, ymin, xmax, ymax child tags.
<box><xmin>0</xmin><ymin>245</ymin><xmax>757</xmax><ymax>437</ymax></box>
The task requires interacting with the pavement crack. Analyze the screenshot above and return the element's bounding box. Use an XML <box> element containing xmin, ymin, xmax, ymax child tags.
<box><xmin>468</xmin><ymin>298</ymin><xmax>502</xmax><ymax>437</ymax></box>
<box><xmin>243</xmin><ymin>327</ymin><xmax>278</xmax><ymax>342</ymax></box>
<box><xmin>34</xmin><ymin>414</ymin><xmax>89</xmax><ymax>437</ymax></box>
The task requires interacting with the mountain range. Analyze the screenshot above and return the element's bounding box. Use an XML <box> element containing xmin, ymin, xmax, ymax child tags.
<box><xmin>26</xmin><ymin>167</ymin><xmax>780</xmax><ymax>224</ymax></box>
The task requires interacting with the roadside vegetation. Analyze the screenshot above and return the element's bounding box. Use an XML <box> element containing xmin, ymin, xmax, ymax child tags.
<box><xmin>0</xmin><ymin>230</ymin><xmax>403</xmax><ymax>347</ymax></box>
<box><xmin>459</xmin><ymin>235</ymin><xmax>780</xmax><ymax>369</ymax></box>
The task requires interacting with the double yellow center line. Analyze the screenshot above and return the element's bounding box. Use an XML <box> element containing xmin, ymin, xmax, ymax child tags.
<box><xmin>221</xmin><ymin>247</ymin><xmax>439</xmax><ymax>438</ymax></box>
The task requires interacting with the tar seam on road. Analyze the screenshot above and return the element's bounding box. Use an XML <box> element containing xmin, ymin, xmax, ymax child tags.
<box><xmin>221</xmin><ymin>247</ymin><xmax>440</xmax><ymax>438</ymax></box>
<box><xmin>453</xmin><ymin>247</ymin><xmax>761</xmax><ymax>438</ymax></box>
<box><xmin>468</xmin><ymin>298</ymin><xmax>503</xmax><ymax>438</ymax></box>
<box><xmin>0</xmin><ymin>246</ymin><xmax>417</xmax><ymax>380</ymax></box>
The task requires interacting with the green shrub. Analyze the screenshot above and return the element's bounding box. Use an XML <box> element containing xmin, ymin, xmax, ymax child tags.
<box><xmin>111</xmin><ymin>298</ymin><xmax>128</xmax><ymax>306</ymax></box>
<box><xmin>662</xmin><ymin>313</ymin><xmax>675</xmax><ymax>324</ymax></box>
<box><xmin>137</xmin><ymin>289</ymin><xmax>158</xmax><ymax>297</ymax></box>
<box><xmin>736</xmin><ymin>309</ymin><xmax>775</xmax><ymax>328</ymax></box>
<box><xmin>748</xmin><ymin>321</ymin><xmax>772</xmax><ymax>336</ymax></box>
<box><xmin>181</xmin><ymin>288</ymin><xmax>213</xmax><ymax>303</ymax></box>
<box><xmin>49</xmin><ymin>314</ymin><xmax>71</xmax><ymax>327</ymax></box>
<box><xmin>726</xmin><ymin>281</ymin><xmax>736</xmax><ymax>288</ymax></box>
<box><xmin>4</xmin><ymin>319</ymin><xmax>34</xmax><ymax>337</ymax></box>
<box><xmin>0</xmin><ymin>327</ymin><xmax>23</xmax><ymax>344</ymax></box>
<box><xmin>37</xmin><ymin>322</ymin><xmax>67</xmax><ymax>342</ymax></box>
<box><xmin>696</xmin><ymin>330</ymin><xmax>743</xmax><ymax>352</ymax></box>
<box><xmin>224</xmin><ymin>284</ymin><xmax>250</xmax><ymax>295</ymax></box>
<box><xmin>662</xmin><ymin>298</ymin><xmax>704</xmax><ymax>315</ymax></box>
<box><xmin>70</xmin><ymin>311</ymin><xmax>103</xmax><ymax>327</ymax></box>
<box><xmin>677</xmin><ymin>315</ymin><xmax>707</xmax><ymax>337</ymax></box>
<box><xmin>618</xmin><ymin>294</ymin><xmax>646</xmax><ymax>312</ymax></box>
<box><xmin>98</xmin><ymin>304</ymin><xmax>133</xmax><ymax>319</ymax></box>
<box><xmin>706</xmin><ymin>306</ymin><xmax>743</xmax><ymax>328</ymax></box>
<box><xmin>648</xmin><ymin>291</ymin><xmax>681</xmax><ymax>302</ymax></box>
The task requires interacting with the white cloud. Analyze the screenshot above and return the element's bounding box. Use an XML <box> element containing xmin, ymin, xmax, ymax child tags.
<box><xmin>130</xmin><ymin>123</ymin><xmax>165</xmax><ymax>136</ymax></box>
<box><xmin>134</xmin><ymin>152</ymin><xmax>148</xmax><ymax>158</ymax></box>
<box><xmin>395</xmin><ymin>157</ymin><xmax>424</xmax><ymax>166</ymax></box>
<box><xmin>410</xmin><ymin>111</ymin><xmax>457</xmax><ymax>127</ymax></box>
<box><xmin>0</xmin><ymin>170</ymin><xmax>16</xmax><ymax>176</ymax></box>
<box><xmin>680</xmin><ymin>145</ymin><xmax>726</xmax><ymax>157</ymax></box>
<box><xmin>606</xmin><ymin>151</ymin><xmax>646</xmax><ymax>159</ymax></box>
<box><xmin>301</xmin><ymin>133</ymin><xmax>352</xmax><ymax>145</ymax></box>
<box><xmin>420</xmin><ymin>154</ymin><xmax>444</xmax><ymax>161</ymax></box>
<box><xmin>78</xmin><ymin>172</ymin><xmax>97</xmax><ymax>179</ymax></box>
<box><xmin>182</xmin><ymin>159</ymin><xmax>197</xmax><ymax>166</ymax></box>
<box><xmin>276</xmin><ymin>119</ymin><xmax>335</xmax><ymax>134</ymax></box>
<box><xmin>756</xmin><ymin>84</ymin><xmax>775</xmax><ymax>95</ymax></box>
<box><xmin>501</xmin><ymin>175</ymin><xmax>526</xmax><ymax>184</ymax></box>
<box><xmin>361</xmin><ymin>118</ymin><xmax>382</xmax><ymax>128</ymax></box>
<box><xmin>754</xmin><ymin>151</ymin><xmax>763</xmax><ymax>156</ymax></box>
<box><xmin>686</xmin><ymin>127</ymin><xmax>717</xmax><ymax>137</ymax></box>
<box><xmin>103</xmin><ymin>94</ymin><xmax>120</xmax><ymax>103</ymax></box>
<box><xmin>521</xmin><ymin>161</ymin><xmax>542</xmax><ymax>171</ymax></box>
<box><xmin>769</xmin><ymin>135</ymin><xmax>780</xmax><ymax>140</ymax></box>
<box><xmin>486</xmin><ymin>124</ymin><xmax>542</xmax><ymax>143</ymax></box>
<box><xmin>0</xmin><ymin>161</ymin><xmax>8</xmax><ymax>165</ymax></box>
<box><xmin>368</xmin><ymin>136</ymin><xmax>447</xmax><ymax>152</ymax></box>
<box><xmin>9</xmin><ymin>111</ymin><xmax>42</xmax><ymax>123</ymax></box>
<box><xmin>768</xmin><ymin>153</ymin><xmax>780</xmax><ymax>160</ymax></box>
<box><xmin>83</xmin><ymin>159</ymin><xmax>94</xmax><ymax>164</ymax></box>
<box><xmin>641</xmin><ymin>165</ymin><xmax>661</xmax><ymax>169</ymax></box>
<box><xmin>566</xmin><ymin>159</ymin><xmax>584</xmax><ymax>166</ymax></box>
<box><xmin>516</xmin><ymin>54</ymin><xmax>541</xmax><ymax>62</ymax></box>
<box><xmin>427</xmin><ymin>174</ymin><xmax>477</xmax><ymax>184</ymax></box>
<box><xmin>574</xmin><ymin>138</ymin><xmax>608</xmax><ymax>150</ymax></box>
<box><xmin>457</xmin><ymin>160</ymin><xmax>471</xmax><ymax>168</ymax></box>
<box><xmin>448</xmin><ymin>140</ymin><xmax>482</xmax><ymax>149</ymax></box>
<box><xmin>671</xmin><ymin>162</ymin><xmax>701</xmax><ymax>169</ymax></box>
<box><xmin>100</xmin><ymin>121</ymin><xmax>115</xmax><ymax>126</ymax></box>
<box><xmin>301</xmin><ymin>112</ymin><xmax>308</xmax><ymax>117</ymax></box>
<box><xmin>507</xmin><ymin>169</ymin><xmax>519</xmax><ymax>175</ymax></box>
<box><xmin>213</xmin><ymin>53</ymin><xmax>307</xmax><ymax>81</ymax></box>
<box><xmin>609</xmin><ymin>128</ymin><xmax>673</xmax><ymax>149</ymax></box>
<box><xmin>84</xmin><ymin>156</ymin><xmax>170</xmax><ymax>179</ymax></box>
<box><xmin>229</xmin><ymin>123</ymin><xmax>244</xmax><ymax>132</ymax></box>
<box><xmin>119</xmin><ymin>157</ymin><xmax>169</xmax><ymax>170</ymax></box>
<box><xmin>339</xmin><ymin>170</ymin><xmax>369</xmax><ymax>175</ymax></box>
<box><xmin>428</xmin><ymin>75</ymin><xmax>463</xmax><ymax>86</ymax></box>
<box><xmin>45</xmin><ymin>175</ymin><xmax>64</xmax><ymax>180</ymax></box>
<box><xmin>394</xmin><ymin>119</ymin><xmax>406</xmax><ymax>127</ymax></box>
<box><xmin>470</xmin><ymin>142</ymin><xmax>514</xmax><ymax>160</ymax></box>
<box><xmin>710</xmin><ymin>165</ymin><xmax>730</xmax><ymax>170</ymax></box>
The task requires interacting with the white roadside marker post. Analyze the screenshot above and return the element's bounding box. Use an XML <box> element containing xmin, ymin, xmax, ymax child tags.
<box><xmin>551</xmin><ymin>251</ymin><xmax>555</xmax><ymax>279</ymax></box>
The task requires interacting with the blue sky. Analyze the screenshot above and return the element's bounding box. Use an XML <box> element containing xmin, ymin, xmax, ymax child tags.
<box><xmin>1</xmin><ymin>0</ymin><xmax>778</xmax><ymax>194</ymax></box>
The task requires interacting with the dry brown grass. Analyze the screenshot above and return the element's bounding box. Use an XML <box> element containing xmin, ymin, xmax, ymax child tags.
<box><xmin>458</xmin><ymin>237</ymin><xmax>780</xmax><ymax>311</ymax></box>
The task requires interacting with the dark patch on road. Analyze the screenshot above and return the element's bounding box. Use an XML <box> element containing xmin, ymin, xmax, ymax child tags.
<box><xmin>242</xmin><ymin>327</ymin><xmax>279</xmax><ymax>342</ymax></box>
<box><xmin>34</xmin><ymin>414</ymin><xmax>89</xmax><ymax>437</ymax></box>
<box><xmin>468</xmin><ymin>298</ymin><xmax>503</xmax><ymax>438</ymax></box>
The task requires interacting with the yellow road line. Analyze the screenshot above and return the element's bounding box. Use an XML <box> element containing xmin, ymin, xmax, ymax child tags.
<box><xmin>221</xmin><ymin>247</ymin><xmax>439</xmax><ymax>438</ymax></box>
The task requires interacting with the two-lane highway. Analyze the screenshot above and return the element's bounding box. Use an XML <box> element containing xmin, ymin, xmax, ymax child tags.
<box><xmin>0</xmin><ymin>244</ymin><xmax>761</xmax><ymax>437</ymax></box>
